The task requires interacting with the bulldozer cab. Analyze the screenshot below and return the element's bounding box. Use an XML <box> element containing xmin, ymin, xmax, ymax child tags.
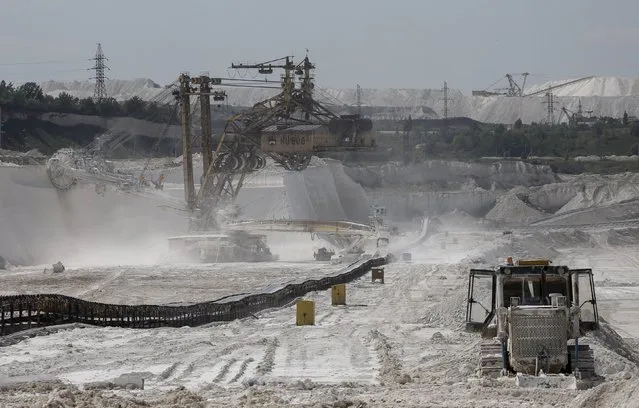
<box><xmin>465</xmin><ymin>268</ymin><xmax>496</xmax><ymax>332</ymax></box>
<box><xmin>572</xmin><ymin>268</ymin><xmax>599</xmax><ymax>332</ymax></box>
<box><xmin>465</xmin><ymin>262</ymin><xmax>599</xmax><ymax>333</ymax></box>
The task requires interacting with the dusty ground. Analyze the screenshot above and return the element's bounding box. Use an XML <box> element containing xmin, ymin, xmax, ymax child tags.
<box><xmin>3</xmin><ymin>158</ymin><xmax>639</xmax><ymax>406</ymax></box>
<box><xmin>2</xmin><ymin>226</ymin><xmax>639</xmax><ymax>407</ymax></box>
<box><xmin>0</xmin><ymin>261</ymin><xmax>349</xmax><ymax>305</ymax></box>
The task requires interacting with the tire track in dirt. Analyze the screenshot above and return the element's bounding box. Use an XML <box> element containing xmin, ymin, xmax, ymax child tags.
<box><xmin>369</xmin><ymin>329</ymin><xmax>411</xmax><ymax>385</ymax></box>
<box><xmin>255</xmin><ymin>337</ymin><xmax>279</xmax><ymax>375</ymax></box>
<box><xmin>73</xmin><ymin>267</ymin><xmax>127</xmax><ymax>301</ymax></box>
<box><xmin>229</xmin><ymin>358</ymin><xmax>255</xmax><ymax>383</ymax></box>
<box><xmin>316</xmin><ymin>309</ymin><xmax>334</xmax><ymax>325</ymax></box>
<box><xmin>349</xmin><ymin>328</ymin><xmax>373</xmax><ymax>370</ymax></box>
<box><xmin>212</xmin><ymin>358</ymin><xmax>237</xmax><ymax>383</ymax></box>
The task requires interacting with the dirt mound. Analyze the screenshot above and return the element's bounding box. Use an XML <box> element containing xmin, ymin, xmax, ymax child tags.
<box><xmin>557</xmin><ymin>173</ymin><xmax>639</xmax><ymax>214</ymax></box>
<box><xmin>593</xmin><ymin>318</ymin><xmax>639</xmax><ymax>367</ymax></box>
<box><xmin>0</xmin><ymin>383</ymin><xmax>207</xmax><ymax>408</ymax></box>
<box><xmin>527</xmin><ymin>182</ymin><xmax>578</xmax><ymax>213</ymax></box>
<box><xmin>573</xmin><ymin>380</ymin><xmax>639</xmax><ymax>408</ymax></box>
<box><xmin>485</xmin><ymin>191</ymin><xmax>547</xmax><ymax>225</ymax></box>
<box><xmin>481</xmin><ymin>172</ymin><xmax>639</xmax><ymax>227</ymax></box>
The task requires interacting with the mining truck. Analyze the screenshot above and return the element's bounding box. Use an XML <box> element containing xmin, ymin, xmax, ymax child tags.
<box><xmin>314</xmin><ymin>247</ymin><xmax>335</xmax><ymax>261</ymax></box>
<box><xmin>465</xmin><ymin>258</ymin><xmax>600</xmax><ymax>388</ymax></box>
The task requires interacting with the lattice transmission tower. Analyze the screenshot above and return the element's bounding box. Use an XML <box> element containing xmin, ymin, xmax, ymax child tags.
<box><xmin>440</xmin><ymin>81</ymin><xmax>453</xmax><ymax>120</ymax></box>
<box><xmin>89</xmin><ymin>43</ymin><xmax>109</xmax><ymax>101</ymax></box>
<box><xmin>542</xmin><ymin>86</ymin><xmax>556</xmax><ymax>125</ymax></box>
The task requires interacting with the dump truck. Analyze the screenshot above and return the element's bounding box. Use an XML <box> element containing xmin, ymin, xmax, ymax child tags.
<box><xmin>465</xmin><ymin>258</ymin><xmax>600</xmax><ymax>388</ymax></box>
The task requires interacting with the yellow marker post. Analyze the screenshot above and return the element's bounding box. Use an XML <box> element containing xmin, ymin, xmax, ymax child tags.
<box><xmin>372</xmin><ymin>267</ymin><xmax>385</xmax><ymax>284</ymax></box>
<box><xmin>331</xmin><ymin>284</ymin><xmax>346</xmax><ymax>306</ymax></box>
<box><xmin>296</xmin><ymin>299</ymin><xmax>315</xmax><ymax>326</ymax></box>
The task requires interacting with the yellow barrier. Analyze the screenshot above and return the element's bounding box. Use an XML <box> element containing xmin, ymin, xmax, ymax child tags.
<box><xmin>296</xmin><ymin>299</ymin><xmax>315</xmax><ymax>326</ymax></box>
<box><xmin>331</xmin><ymin>284</ymin><xmax>346</xmax><ymax>306</ymax></box>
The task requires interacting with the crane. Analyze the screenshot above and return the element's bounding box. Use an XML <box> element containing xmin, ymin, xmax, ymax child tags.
<box><xmin>473</xmin><ymin>74</ymin><xmax>594</xmax><ymax>98</ymax></box>
<box><xmin>504</xmin><ymin>73</ymin><xmax>529</xmax><ymax>96</ymax></box>
<box><xmin>473</xmin><ymin>73</ymin><xmax>529</xmax><ymax>97</ymax></box>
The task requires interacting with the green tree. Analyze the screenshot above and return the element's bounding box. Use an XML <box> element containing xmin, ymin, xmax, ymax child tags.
<box><xmin>623</xmin><ymin>110</ymin><xmax>629</xmax><ymax>126</ymax></box>
<box><xmin>95</xmin><ymin>97</ymin><xmax>121</xmax><ymax>116</ymax></box>
<box><xmin>55</xmin><ymin>92</ymin><xmax>78</xmax><ymax>112</ymax></box>
<box><xmin>514</xmin><ymin>118</ymin><xmax>523</xmax><ymax>129</ymax></box>
<box><xmin>79</xmin><ymin>97</ymin><xmax>97</xmax><ymax>115</ymax></box>
<box><xmin>0</xmin><ymin>80</ymin><xmax>15</xmax><ymax>101</ymax></box>
<box><xmin>123</xmin><ymin>96</ymin><xmax>146</xmax><ymax>117</ymax></box>
<box><xmin>17</xmin><ymin>82</ymin><xmax>44</xmax><ymax>101</ymax></box>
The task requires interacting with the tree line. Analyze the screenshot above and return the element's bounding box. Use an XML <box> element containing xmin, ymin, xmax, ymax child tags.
<box><xmin>3</xmin><ymin>79</ymin><xmax>639</xmax><ymax>160</ymax></box>
<box><xmin>408</xmin><ymin>119</ymin><xmax>639</xmax><ymax>160</ymax></box>
<box><xmin>0</xmin><ymin>80</ymin><xmax>176</xmax><ymax>123</ymax></box>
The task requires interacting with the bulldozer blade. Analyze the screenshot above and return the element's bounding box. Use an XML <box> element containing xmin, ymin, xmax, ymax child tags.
<box><xmin>515</xmin><ymin>373</ymin><xmax>577</xmax><ymax>390</ymax></box>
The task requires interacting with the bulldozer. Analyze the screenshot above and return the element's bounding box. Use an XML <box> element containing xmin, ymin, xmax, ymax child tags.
<box><xmin>465</xmin><ymin>258</ymin><xmax>600</xmax><ymax>388</ymax></box>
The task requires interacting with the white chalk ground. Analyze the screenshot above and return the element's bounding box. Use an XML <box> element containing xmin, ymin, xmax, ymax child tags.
<box><xmin>3</xmin><ymin>159</ymin><xmax>639</xmax><ymax>406</ymax></box>
<box><xmin>0</xmin><ymin>260</ymin><xmax>347</xmax><ymax>305</ymax></box>
<box><xmin>2</xmin><ymin>226</ymin><xmax>639</xmax><ymax>407</ymax></box>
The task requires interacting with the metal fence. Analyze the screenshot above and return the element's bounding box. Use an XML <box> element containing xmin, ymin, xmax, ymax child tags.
<box><xmin>0</xmin><ymin>256</ymin><xmax>387</xmax><ymax>337</ymax></box>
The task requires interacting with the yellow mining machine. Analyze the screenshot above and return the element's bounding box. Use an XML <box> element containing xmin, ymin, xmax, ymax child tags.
<box><xmin>465</xmin><ymin>258</ymin><xmax>601</xmax><ymax>388</ymax></box>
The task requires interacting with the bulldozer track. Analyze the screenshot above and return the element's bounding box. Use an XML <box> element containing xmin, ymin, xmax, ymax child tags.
<box><xmin>478</xmin><ymin>341</ymin><xmax>596</xmax><ymax>378</ymax></box>
<box><xmin>569</xmin><ymin>344</ymin><xmax>596</xmax><ymax>378</ymax></box>
<box><xmin>479</xmin><ymin>341</ymin><xmax>504</xmax><ymax>377</ymax></box>
<box><xmin>0</xmin><ymin>257</ymin><xmax>387</xmax><ymax>339</ymax></box>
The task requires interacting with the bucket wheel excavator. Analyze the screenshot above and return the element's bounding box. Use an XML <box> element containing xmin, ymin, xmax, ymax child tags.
<box><xmin>465</xmin><ymin>258</ymin><xmax>601</xmax><ymax>389</ymax></box>
<box><xmin>46</xmin><ymin>54</ymin><xmax>378</xmax><ymax>262</ymax></box>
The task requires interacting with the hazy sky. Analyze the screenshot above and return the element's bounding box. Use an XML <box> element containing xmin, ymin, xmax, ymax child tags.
<box><xmin>1</xmin><ymin>0</ymin><xmax>638</xmax><ymax>93</ymax></box>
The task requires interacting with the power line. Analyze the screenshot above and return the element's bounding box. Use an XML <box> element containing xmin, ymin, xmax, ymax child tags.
<box><xmin>0</xmin><ymin>68</ymin><xmax>88</xmax><ymax>78</ymax></box>
<box><xmin>0</xmin><ymin>59</ymin><xmax>89</xmax><ymax>67</ymax></box>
